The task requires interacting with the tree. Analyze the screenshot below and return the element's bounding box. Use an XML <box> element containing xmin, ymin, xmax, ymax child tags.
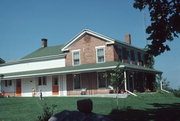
<box><xmin>110</xmin><ymin>63</ymin><xmax>124</xmax><ymax>109</ymax></box>
<box><xmin>155</xmin><ymin>74</ymin><xmax>170</xmax><ymax>91</ymax></box>
<box><xmin>133</xmin><ymin>0</ymin><xmax>179</xmax><ymax>56</ymax></box>
<box><xmin>144</xmin><ymin>46</ymin><xmax>155</xmax><ymax>69</ymax></box>
<box><xmin>110</xmin><ymin>63</ymin><xmax>124</xmax><ymax>93</ymax></box>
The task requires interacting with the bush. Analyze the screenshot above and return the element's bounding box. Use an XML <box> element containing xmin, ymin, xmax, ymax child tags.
<box><xmin>37</xmin><ymin>103</ymin><xmax>57</xmax><ymax>121</ymax></box>
<box><xmin>172</xmin><ymin>89</ymin><xmax>180</xmax><ymax>97</ymax></box>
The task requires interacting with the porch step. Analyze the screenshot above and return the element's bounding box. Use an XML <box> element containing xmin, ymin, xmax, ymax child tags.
<box><xmin>67</xmin><ymin>94</ymin><xmax>128</xmax><ymax>98</ymax></box>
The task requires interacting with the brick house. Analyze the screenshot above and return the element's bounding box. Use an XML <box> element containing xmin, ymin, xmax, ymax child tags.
<box><xmin>0</xmin><ymin>30</ymin><xmax>161</xmax><ymax>97</ymax></box>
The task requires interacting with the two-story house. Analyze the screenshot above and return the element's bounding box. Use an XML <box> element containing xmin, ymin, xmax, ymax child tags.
<box><xmin>0</xmin><ymin>30</ymin><xmax>161</xmax><ymax>97</ymax></box>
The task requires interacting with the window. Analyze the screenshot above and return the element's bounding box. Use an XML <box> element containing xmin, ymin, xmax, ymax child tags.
<box><xmin>135</xmin><ymin>51</ymin><xmax>138</xmax><ymax>64</ymax></box>
<box><xmin>98</xmin><ymin>72</ymin><xmax>107</xmax><ymax>88</ymax></box>
<box><xmin>127</xmin><ymin>50</ymin><xmax>131</xmax><ymax>64</ymax></box>
<box><xmin>38</xmin><ymin>77</ymin><xmax>42</xmax><ymax>85</ymax></box>
<box><xmin>38</xmin><ymin>77</ymin><xmax>47</xmax><ymax>86</ymax></box>
<box><xmin>5</xmin><ymin>80</ymin><xmax>8</xmax><ymax>87</ymax></box>
<box><xmin>5</xmin><ymin>80</ymin><xmax>12</xmax><ymax>87</ymax></box>
<box><xmin>8</xmin><ymin>80</ymin><xmax>12</xmax><ymax>86</ymax></box>
<box><xmin>138</xmin><ymin>52</ymin><xmax>142</xmax><ymax>62</ymax></box>
<box><xmin>53</xmin><ymin>76</ymin><xmax>58</xmax><ymax>86</ymax></box>
<box><xmin>73</xmin><ymin>74</ymin><xmax>81</xmax><ymax>89</ymax></box>
<box><xmin>96</xmin><ymin>47</ymin><xmax>105</xmax><ymax>63</ymax></box>
<box><xmin>122</xmin><ymin>47</ymin><xmax>127</xmax><ymax>60</ymax></box>
<box><xmin>130</xmin><ymin>50</ymin><xmax>135</xmax><ymax>61</ymax></box>
<box><xmin>117</xmin><ymin>46</ymin><xmax>122</xmax><ymax>61</ymax></box>
<box><xmin>72</xmin><ymin>50</ymin><xmax>80</xmax><ymax>66</ymax></box>
<box><xmin>42</xmin><ymin>77</ymin><xmax>47</xmax><ymax>85</ymax></box>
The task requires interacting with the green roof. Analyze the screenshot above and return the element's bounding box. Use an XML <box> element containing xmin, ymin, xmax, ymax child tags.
<box><xmin>22</xmin><ymin>45</ymin><xmax>64</xmax><ymax>59</ymax></box>
<box><xmin>3</xmin><ymin>61</ymin><xmax>161</xmax><ymax>79</ymax></box>
<box><xmin>0</xmin><ymin>58</ymin><xmax>5</xmax><ymax>64</ymax></box>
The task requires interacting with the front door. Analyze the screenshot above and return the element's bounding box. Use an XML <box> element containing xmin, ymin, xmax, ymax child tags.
<box><xmin>16</xmin><ymin>79</ymin><xmax>21</xmax><ymax>96</ymax></box>
<box><xmin>52</xmin><ymin>76</ymin><xmax>59</xmax><ymax>95</ymax></box>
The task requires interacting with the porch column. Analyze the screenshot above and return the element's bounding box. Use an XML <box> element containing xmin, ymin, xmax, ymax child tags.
<box><xmin>124</xmin><ymin>70</ymin><xmax>127</xmax><ymax>91</ymax></box>
<box><xmin>0</xmin><ymin>79</ymin><xmax>1</xmax><ymax>92</ymax></box>
<box><xmin>0</xmin><ymin>75</ymin><xmax>3</xmax><ymax>92</ymax></box>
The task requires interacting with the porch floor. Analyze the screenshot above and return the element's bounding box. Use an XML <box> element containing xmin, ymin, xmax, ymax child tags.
<box><xmin>65</xmin><ymin>93</ymin><xmax>128</xmax><ymax>98</ymax></box>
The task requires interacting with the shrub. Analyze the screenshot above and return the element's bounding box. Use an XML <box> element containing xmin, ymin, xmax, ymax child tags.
<box><xmin>37</xmin><ymin>103</ymin><xmax>57</xmax><ymax>121</ymax></box>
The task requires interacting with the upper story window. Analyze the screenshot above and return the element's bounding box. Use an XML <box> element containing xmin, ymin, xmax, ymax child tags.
<box><xmin>96</xmin><ymin>46</ymin><xmax>105</xmax><ymax>63</ymax></box>
<box><xmin>117</xmin><ymin>46</ymin><xmax>122</xmax><ymax>61</ymax></box>
<box><xmin>138</xmin><ymin>52</ymin><xmax>142</xmax><ymax>62</ymax></box>
<box><xmin>73</xmin><ymin>74</ymin><xmax>81</xmax><ymax>89</ymax></box>
<box><xmin>72</xmin><ymin>50</ymin><xmax>80</xmax><ymax>66</ymax></box>
<box><xmin>98</xmin><ymin>72</ymin><xmax>107</xmax><ymax>88</ymax></box>
<box><xmin>135</xmin><ymin>51</ymin><xmax>138</xmax><ymax>64</ymax></box>
<box><xmin>127</xmin><ymin>50</ymin><xmax>131</xmax><ymax>64</ymax></box>
<box><xmin>130</xmin><ymin>50</ymin><xmax>135</xmax><ymax>62</ymax></box>
<box><xmin>122</xmin><ymin>47</ymin><xmax>127</xmax><ymax>60</ymax></box>
<box><xmin>38</xmin><ymin>77</ymin><xmax>47</xmax><ymax>86</ymax></box>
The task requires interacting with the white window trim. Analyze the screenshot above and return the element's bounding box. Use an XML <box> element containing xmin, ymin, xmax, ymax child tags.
<box><xmin>72</xmin><ymin>49</ymin><xmax>81</xmax><ymax>66</ymax></box>
<box><xmin>97</xmin><ymin>72</ymin><xmax>107</xmax><ymax>89</ymax></box>
<box><xmin>96</xmin><ymin>46</ymin><xmax>106</xmax><ymax>63</ymax></box>
<box><xmin>73</xmin><ymin>74</ymin><xmax>82</xmax><ymax>90</ymax></box>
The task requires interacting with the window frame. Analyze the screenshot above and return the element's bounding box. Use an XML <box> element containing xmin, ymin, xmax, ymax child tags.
<box><xmin>96</xmin><ymin>46</ymin><xmax>105</xmax><ymax>63</ymax></box>
<box><xmin>97</xmin><ymin>72</ymin><xmax>107</xmax><ymax>88</ymax></box>
<box><xmin>73</xmin><ymin>74</ymin><xmax>81</xmax><ymax>90</ymax></box>
<box><xmin>72</xmin><ymin>49</ymin><xmax>81</xmax><ymax>66</ymax></box>
<box><xmin>52</xmin><ymin>76</ymin><xmax>59</xmax><ymax>86</ymax></box>
<box><xmin>38</xmin><ymin>77</ymin><xmax>47</xmax><ymax>86</ymax></box>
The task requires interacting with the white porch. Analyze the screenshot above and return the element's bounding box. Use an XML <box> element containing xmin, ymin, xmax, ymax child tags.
<box><xmin>1</xmin><ymin>75</ymin><xmax>67</xmax><ymax>97</ymax></box>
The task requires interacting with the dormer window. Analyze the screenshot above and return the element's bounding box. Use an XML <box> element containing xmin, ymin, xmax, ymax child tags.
<box><xmin>72</xmin><ymin>50</ymin><xmax>80</xmax><ymax>66</ymax></box>
<box><xmin>96</xmin><ymin>46</ymin><xmax>105</xmax><ymax>63</ymax></box>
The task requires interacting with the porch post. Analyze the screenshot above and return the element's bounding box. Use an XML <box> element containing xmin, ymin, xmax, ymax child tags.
<box><xmin>0</xmin><ymin>75</ymin><xmax>4</xmax><ymax>93</ymax></box>
<box><xmin>124</xmin><ymin>70</ymin><xmax>127</xmax><ymax>91</ymax></box>
<box><xmin>0</xmin><ymin>79</ymin><xmax>1</xmax><ymax>92</ymax></box>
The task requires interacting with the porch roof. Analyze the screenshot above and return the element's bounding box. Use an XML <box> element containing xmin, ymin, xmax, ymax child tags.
<box><xmin>2</xmin><ymin>61</ymin><xmax>162</xmax><ymax>80</ymax></box>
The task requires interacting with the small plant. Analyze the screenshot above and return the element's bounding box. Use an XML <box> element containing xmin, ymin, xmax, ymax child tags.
<box><xmin>172</xmin><ymin>87</ymin><xmax>180</xmax><ymax>97</ymax></box>
<box><xmin>37</xmin><ymin>103</ymin><xmax>57</xmax><ymax>121</ymax></box>
<box><xmin>110</xmin><ymin>62</ymin><xmax>124</xmax><ymax>93</ymax></box>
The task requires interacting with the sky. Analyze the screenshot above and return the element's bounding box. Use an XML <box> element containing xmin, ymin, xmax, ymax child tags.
<box><xmin>0</xmin><ymin>0</ymin><xmax>179</xmax><ymax>89</ymax></box>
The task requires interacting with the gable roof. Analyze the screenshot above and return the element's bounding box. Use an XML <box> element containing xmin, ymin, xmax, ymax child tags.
<box><xmin>61</xmin><ymin>29</ymin><xmax>145</xmax><ymax>52</ymax></box>
<box><xmin>61</xmin><ymin>29</ymin><xmax>115</xmax><ymax>51</ymax></box>
<box><xmin>22</xmin><ymin>45</ymin><xmax>64</xmax><ymax>59</ymax></box>
<box><xmin>0</xmin><ymin>58</ymin><xmax>5</xmax><ymax>64</ymax></box>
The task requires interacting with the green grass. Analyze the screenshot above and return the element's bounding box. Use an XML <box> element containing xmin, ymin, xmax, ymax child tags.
<box><xmin>0</xmin><ymin>93</ymin><xmax>180</xmax><ymax>121</ymax></box>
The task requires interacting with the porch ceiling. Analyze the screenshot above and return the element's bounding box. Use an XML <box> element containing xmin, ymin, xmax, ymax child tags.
<box><xmin>1</xmin><ymin>61</ymin><xmax>162</xmax><ymax>80</ymax></box>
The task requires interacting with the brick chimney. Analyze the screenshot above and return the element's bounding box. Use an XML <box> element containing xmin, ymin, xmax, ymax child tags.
<box><xmin>125</xmin><ymin>34</ymin><xmax>131</xmax><ymax>44</ymax></box>
<box><xmin>41</xmin><ymin>38</ymin><xmax>48</xmax><ymax>48</ymax></box>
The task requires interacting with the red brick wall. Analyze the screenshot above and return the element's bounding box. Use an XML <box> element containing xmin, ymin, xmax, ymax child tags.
<box><xmin>65</xmin><ymin>34</ymin><xmax>115</xmax><ymax>66</ymax></box>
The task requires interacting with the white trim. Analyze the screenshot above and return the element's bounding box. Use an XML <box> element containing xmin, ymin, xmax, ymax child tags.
<box><xmin>4</xmin><ymin>66</ymin><xmax>118</xmax><ymax>79</ymax></box>
<box><xmin>96</xmin><ymin>46</ymin><xmax>106</xmax><ymax>63</ymax></box>
<box><xmin>61</xmin><ymin>30</ymin><xmax>115</xmax><ymax>51</ymax></box>
<box><xmin>0</xmin><ymin>54</ymin><xmax>65</xmax><ymax>67</ymax></box>
<box><xmin>72</xmin><ymin>49</ymin><xmax>81</xmax><ymax>66</ymax></box>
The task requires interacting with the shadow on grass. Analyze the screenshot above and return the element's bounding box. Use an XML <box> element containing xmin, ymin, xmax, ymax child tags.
<box><xmin>107</xmin><ymin>103</ymin><xmax>180</xmax><ymax>121</ymax></box>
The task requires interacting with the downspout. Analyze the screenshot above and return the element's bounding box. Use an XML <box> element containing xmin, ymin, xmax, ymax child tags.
<box><xmin>124</xmin><ymin>70</ymin><xmax>137</xmax><ymax>96</ymax></box>
<box><xmin>160</xmin><ymin>80</ymin><xmax>170</xmax><ymax>93</ymax></box>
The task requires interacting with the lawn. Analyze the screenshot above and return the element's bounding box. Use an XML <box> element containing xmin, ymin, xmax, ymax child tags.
<box><xmin>0</xmin><ymin>92</ymin><xmax>180</xmax><ymax>121</ymax></box>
